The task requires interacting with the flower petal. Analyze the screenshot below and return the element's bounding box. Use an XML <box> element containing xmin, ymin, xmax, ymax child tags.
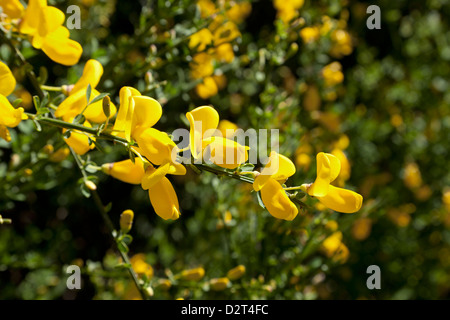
<box><xmin>316</xmin><ymin>185</ymin><xmax>363</xmax><ymax>213</ymax></box>
<box><xmin>186</xmin><ymin>106</ymin><xmax>219</xmax><ymax>159</ymax></box>
<box><xmin>260</xmin><ymin>178</ymin><xmax>298</xmax><ymax>221</ymax></box>
<box><xmin>0</xmin><ymin>61</ymin><xmax>16</xmax><ymax>96</ymax></box>
<box><xmin>71</xmin><ymin>59</ymin><xmax>104</xmax><ymax>94</ymax></box>
<box><xmin>102</xmin><ymin>158</ymin><xmax>146</xmax><ymax>185</ymax></box>
<box><xmin>149</xmin><ymin>177</ymin><xmax>180</xmax><ymax>220</ymax></box>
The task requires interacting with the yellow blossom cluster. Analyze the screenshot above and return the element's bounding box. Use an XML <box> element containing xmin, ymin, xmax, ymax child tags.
<box><xmin>189</xmin><ymin>0</ymin><xmax>251</xmax><ymax>99</ymax></box>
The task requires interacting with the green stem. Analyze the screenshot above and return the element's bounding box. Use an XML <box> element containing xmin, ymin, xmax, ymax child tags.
<box><xmin>41</xmin><ymin>85</ymin><xmax>63</xmax><ymax>92</ymax></box>
<box><xmin>28</xmin><ymin>116</ymin><xmax>308</xmax><ymax>209</ymax></box>
<box><xmin>69</xmin><ymin>148</ymin><xmax>148</xmax><ymax>300</ymax></box>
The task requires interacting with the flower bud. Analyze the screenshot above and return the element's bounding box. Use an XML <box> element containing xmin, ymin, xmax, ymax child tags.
<box><xmin>42</xmin><ymin>144</ymin><xmax>54</xmax><ymax>155</ymax></box>
<box><xmin>209</xmin><ymin>277</ymin><xmax>230</xmax><ymax>291</ymax></box>
<box><xmin>226</xmin><ymin>265</ymin><xmax>246</xmax><ymax>281</ymax></box>
<box><xmin>120</xmin><ymin>209</ymin><xmax>134</xmax><ymax>233</ymax></box>
<box><xmin>102</xmin><ymin>96</ymin><xmax>111</xmax><ymax>118</ymax></box>
<box><xmin>24</xmin><ymin>168</ymin><xmax>33</xmax><ymax>177</ymax></box>
<box><xmin>180</xmin><ymin>267</ymin><xmax>205</xmax><ymax>281</ymax></box>
<box><xmin>84</xmin><ymin>180</ymin><xmax>97</xmax><ymax>191</ymax></box>
<box><xmin>155</xmin><ymin>279</ymin><xmax>172</xmax><ymax>291</ymax></box>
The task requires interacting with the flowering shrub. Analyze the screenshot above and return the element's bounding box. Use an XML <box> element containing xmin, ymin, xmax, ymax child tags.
<box><xmin>0</xmin><ymin>0</ymin><xmax>448</xmax><ymax>300</ymax></box>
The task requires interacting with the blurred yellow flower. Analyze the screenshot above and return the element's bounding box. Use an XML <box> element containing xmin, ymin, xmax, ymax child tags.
<box><xmin>210</xmin><ymin>277</ymin><xmax>230</xmax><ymax>291</ymax></box>
<box><xmin>56</xmin><ymin>60</ymin><xmax>117</xmax><ymax>124</ymax></box>
<box><xmin>300</xmin><ymin>26</ymin><xmax>320</xmax><ymax>44</ymax></box>
<box><xmin>322</xmin><ymin>62</ymin><xmax>344</xmax><ymax>87</ymax></box>
<box><xmin>403</xmin><ymin>162</ymin><xmax>423</xmax><ymax>190</ymax></box>
<box><xmin>130</xmin><ymin>253</ymin><xmax>154</xmax><ymax>279</ymax></box>
<box><xmin>351</xmin><ymin>218</ymin><xmax>372</xmax><ymax>241</ymax></box>
<box><xmin>226</xmin><ymin>265</ymin><xmax>246</xmax><ymax>280</ymax></box>
<box><xmin>180</xmin><ymin>267</ymin><xmax>205</xmax><ymax>281</ymax></box>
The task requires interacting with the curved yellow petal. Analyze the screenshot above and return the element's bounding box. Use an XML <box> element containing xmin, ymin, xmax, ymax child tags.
<box><xmin>20</xmin><ymin>0</ymin><xmax>46</xmax><ymax>36</ymax></box>
<box><xmin>102</xmin><ymin>158</ymin><xmax>146</xmax><ymax>185</ymax></box>
<box><xmin>203</xmin><ymin>137</ymin><xmax>248</xmax><ymax>169</ymax></box>
<box><xmin>308</xmin><ymin>152</ymin><xmax>341</xmax><ymax>197</ymax></box>
<box><xmin>260</xmin><ymin>178</ymin><xmax>298</xmax><ymax>221</ymax></box>
<box><xmin>149</xmin><ymin>177</ymin><xmax>180</xmax><ymax>220</ymax></box>
<box><xmin>131</xmin><ymin>96</ymin><xmax>162</xmax><ymax>138</ymax></box>
<box><xmin>63</xmin><ymin>124</ymin><xmax>95</xmax><ymax>155</ymax></box>
<box><xmin>0</xmin><ymin>61</ymin><xmax>16</xmax><ymax>96</ymax></box>
<box><xmin>316</xmin><ymin>185</ymin><xmax>363</xmax><ymax>213</ymax></box>
<box><xmin>135</xmin><ymin>128</ymin><xmax>177</xmax><ymax>165</ymax></box>
<box><xmin>141</xmin><ymin>162</ymin><xmax>171</xmax><ymax>190</ymax></box>
<box><xmin>0</xmin><ymin>0</ymin><xmax>25</xmax><ymax>19</ymax></box>
<box><xmin>0</xmin><ymin>94</ymin><xmax>24</xmax><ymax>127</ymax></box>
<box><xmin>261</xmin><ymin>151</ymin><xmax>295</xmax><ymax>180</ymax></box>
<box><xmin>186</xmin><ymin>106</ymin><xmax>219</xmax><ymax>159</ymax></box>
<box><xmin>71</xmin><ymin>59</ymin><xmax>104</xmax><ymax>94</ymax></box>
<box><xmin>56</xmin><ymin>88</ymin><xmax>116</xmax><ymax>123</ymax></box>
<box><xmin>113</xmin><ymin>86</ymin><xmax>141</xmax><ymax>139</ymax></box>
<box><xmin>253</xmin><ymin>173</ymin><xmax>271</xmax><ymax>192</ymax></box>
<box><xmin>41</xmin><ymin>27</ymin><xmax>82</xmax><ymax>66</ymax></box>
<box><xmin>168</xmin><ymin>162</ymin><xmax>187</xmax><ymax>175</ymax></box>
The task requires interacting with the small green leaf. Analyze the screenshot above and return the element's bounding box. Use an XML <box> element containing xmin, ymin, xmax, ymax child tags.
<box><xmin>86</xmin><ymin>84</ymin><xmax>92</xmax><ymax>104</ymax></box>
<box><xmin>32</xmin><ymin>95</ymin><xmax>40</xmax><ymax>110</ymax></box>
<box><xmin>73</xmin><ymin>114</ymin><xmax>86</xmax><ymax>124</ymax></box>
<box><xmin>88</xmin><ymin>93</ymin><xmax>109</xmax><ymax>106</ymax></box>
<box><xmin>117</xmin><ymin>240</ymin><xmax>129</xmax><ymax>253</ymax></box>
<box><xmin>256</xmin><ymin>191</ymin><xmax>265</xmax><ymax>209</ymax></box>
<box><xmin>63</xmin><ymin>130</ymin><xmax>71</xmax><ymax>139</ymax></box>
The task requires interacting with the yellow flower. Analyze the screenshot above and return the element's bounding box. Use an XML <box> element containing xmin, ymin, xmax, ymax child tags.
<box><xmin>322</xmin><ymin>62</ymin><xmax>344</xmax><ymax>87</ymax></box>
<box><xmin>226</xmin><ymin>1</ymin><xmax>252</xmax><ymax>24</ymax></box>
<box><xmin>189</xmin><ymin>28</ymin><xmax>213</xmax><ymax>51</ymax></box>
<box><xmin>130</xmin><ymin>253</ymin><xmax>153</xmax><ymax>279</ymax></box>
<box><xmin>218</xmin><ymin>120</ymin><xmax>238</xmax><ymax>138</ymax></box>
<box><xmin>351</xmin><ymin>218</ymin><xmax>372</xmax><ymax>241</ymax></box>
<box><xmin>214</xmin><ymin>43</ymin><xmax>235</xmax><ymax>63</ymax></box>
<box><xmin>0</xmin><ymin>61</ymin><xmax>27</xmax><ymax>141</ymax></box>
<box><xmin>273</xmin><ymin>0</ymin><xmax>304</xmax><ymax>23</ymax></box>
<box><xmin>321</xmin><ymin>231</ymin><xmax>349</xmax><ymax>263</ymax></box>
<box><xmin>102</xmin><ymin>158</ymin><xmax>146</xmax><ymax>185</ymax></box>
<box><xmin>56</xmin><ymin>60</ymin><xmax>117</xmax><ymax>123</ymax></box>
<box><xmin>300</xmin><ymin>26</ymin><xmax>320</xmax><ymax>44</ymax></box>
<box><xmin>113</xmin><ymin>87</ymin><xmax>162</xmax><ymax>141</ymax></box>
<box><xmin>307</xmin><ymin>152</ymin><xmax>363</xmax><ymax>213</ymax></box>
<box><xmin>226</xmin><ymin>265</ymin><xmax>246</xmax><ymax>280</ymax></box>
<box><xmin>202</xmin><ymin>136</ymin><xmax>249</xmax><ymax>169</ymax></box>
<box><xmin>186</xmin><ymin>106</ymin><xmax>220</xmax><ymax>159</ymax></box>
<box><xmin>62</xmin><ymin>119</ymin><xmax>95</xmax><ymax>155</ymax></box>
<box><xmin>330</xmin><ymin>29</ymin><xmax>353</xmax><ymax>57</ymax></box>
<box><xmin>196</xmin><ymin>0</ymin><xmax>216</xmax><ymax>18</ymax></box>
<box><xmin>403</xmin><ymin>162</ymin><xmax>422</xmax><ymax>189</ymax></box>
<box><xmin>186</xmin><ymin>106</ymin><xmax>248</xmax><ymax>168</ymax></box>
<box><xmin>331</xmin><ymin>148</ymin><xmax>350</xmax><ymax>185</ymax></box>
<box><xmin>210</xmin><ymin>277</ymin><xmax>230</xmax><ymax>291</ymax></box>
<box><xmin>20</xmin><ymin>0</ymin><xmax>82</xmax><ymax>66</ymax></box>
<box><xmin>180</xmin><ymin>267</ymin><xmax>205</xmax><ymax>281</ymax></box>
<box><xmin>196</xmin><ymin>76</ymin><xmax>218</xmax><ymax>99</ymax></box>
<box><xmin>253</xmin><ymin>152</ymin><xmax>298</xmax><ymax>221</ymax></box>
<box><xmin>120</xmin><ymin>209</ymin><xmax>134</xmax><ymax>233</ymax></box>
<box><xmin>190</xmin><ymin>53</ymin><xmax>215</xmax><ymax>80</ymax></box>
<box><xmin>48</xmin><ymin>147</ymin><xmax>70</xmax><ymax>162</ymax></box>
<box><xmin>0</xmin><ymin>0</ymin><xmax>24</xmax><ymax>19</ymax></box>
<box><xmin>212</xmin><ymin>21</ymin><xmax>241</xmax><ymax>46</ymax></box>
